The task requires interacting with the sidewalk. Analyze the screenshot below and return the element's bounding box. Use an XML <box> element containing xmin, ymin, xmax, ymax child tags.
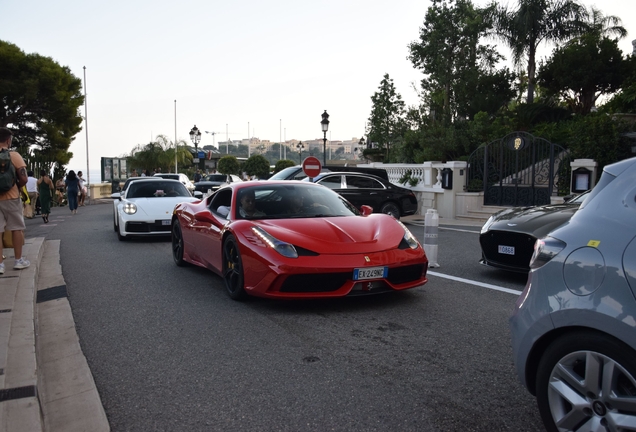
<box><xmin>0</xmin><ymin>236</ymin><xmax>109</xmax><ymax>431</ymax></box>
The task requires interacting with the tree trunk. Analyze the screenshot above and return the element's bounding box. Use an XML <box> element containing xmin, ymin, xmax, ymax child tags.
<box><xmin>527</xmin><ymin>45</ymin><xmax>536</xmax><ymax>104</ymax></box>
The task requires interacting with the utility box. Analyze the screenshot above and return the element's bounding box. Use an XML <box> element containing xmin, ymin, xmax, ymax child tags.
<box><xmin>570</xmin><ymin>159</ymin><xmax>597</xmax><ymax>194</ymax></box>
<box><xmin>441</xmin><ymin>168</ymin><xmax>453</xmax><ymax>190</ymax></box>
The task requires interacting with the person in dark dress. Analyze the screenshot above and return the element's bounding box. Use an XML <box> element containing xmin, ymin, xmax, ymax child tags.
<box><xmin>37</xmin><ymin>170</ymin><xmax>54</xmax><ymax>223</ymax></box>
<box><xmin>65</xmin><ymin>170</ymin><xmax>80</xmax><ymax>214</ymax></box>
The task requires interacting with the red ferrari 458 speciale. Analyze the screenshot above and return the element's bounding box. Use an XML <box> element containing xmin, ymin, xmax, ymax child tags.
<box><xmin>171</xmin><ymin>181</ymin><xmax>428</xmax><ymax>300</ymax></box>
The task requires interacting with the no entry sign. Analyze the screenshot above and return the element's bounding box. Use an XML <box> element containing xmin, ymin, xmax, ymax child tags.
<box><xmin>302</xmin><ymin>156</ymin><xmax>322</xmax><ymax>178</ymax></box>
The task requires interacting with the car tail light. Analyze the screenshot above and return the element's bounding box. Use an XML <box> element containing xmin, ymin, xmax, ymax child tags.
<box><xmin>529</xmin><ymin>237</ymin><xmax>565</xmax><ymax>270</ymax></box>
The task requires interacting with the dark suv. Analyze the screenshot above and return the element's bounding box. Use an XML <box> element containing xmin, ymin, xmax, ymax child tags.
<box><xmin>305</xmin><ymin>172</ymin><xmax>417</xmax><ymax>219</ymax></box>
<box><xmin>269</xmin><ymin>165</ymin><xmax>389</xmax><ymax>181</ymax></box>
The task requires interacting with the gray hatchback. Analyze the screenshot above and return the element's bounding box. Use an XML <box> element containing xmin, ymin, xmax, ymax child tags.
<box><xmin>510</xmin><ymin>156</ymin><xmax>636</xmax><ymax>432</ymax></box>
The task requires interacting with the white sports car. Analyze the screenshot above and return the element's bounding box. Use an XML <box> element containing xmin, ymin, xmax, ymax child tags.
<box><xmin>112</xmin><ymin>178</ymin><xmax>201</xmax><ymax>241</ymax></box>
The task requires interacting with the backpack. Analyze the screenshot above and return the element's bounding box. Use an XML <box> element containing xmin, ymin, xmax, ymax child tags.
<box><xmin>0</xmin><ymin>149</ymin><xmax>16</xmax><ymax>193</ymax></box>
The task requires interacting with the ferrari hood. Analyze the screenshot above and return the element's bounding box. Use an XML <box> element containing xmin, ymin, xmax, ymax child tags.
<box><xmin>251</xmin><ymin>215</ymin><xmax>406</xmax><ymax>254</ymax></box>
<box><xmin>489</xmin><ymin>202</ymin><xmax>580</xmax><ymax>235</ymax></box>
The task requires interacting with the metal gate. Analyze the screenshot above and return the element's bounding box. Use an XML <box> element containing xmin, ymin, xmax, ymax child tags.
<box><xmin>465</xmin><ymin>132</ymin><xmax>570</xmax><ymax>206</ymax></box>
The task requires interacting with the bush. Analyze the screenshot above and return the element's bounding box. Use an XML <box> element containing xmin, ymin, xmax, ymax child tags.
<box><xmin>243</xmin><ymin>154</ymin><xmax>270</xmax><ymax>179</ymax></box>
<box><xmin>218</xmin><ymin>156</ymin><xmax>240</xmax><ymax>175</ymax></box>
<box><xmin>274</xmin><ymin>159</ymin><xmax>295</xmax><ymax>173</ymax></box>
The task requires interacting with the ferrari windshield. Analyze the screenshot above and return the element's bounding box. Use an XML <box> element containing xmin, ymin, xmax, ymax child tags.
<box><xmin>236</xmin><ymin>183</ymin><xmax>360</xmax><ymax>219</ymax></box>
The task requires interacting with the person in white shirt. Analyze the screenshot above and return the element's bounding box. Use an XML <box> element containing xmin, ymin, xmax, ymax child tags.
<box><xmin>78</xmin><ymin>171</ymin><xmax>87</xmax><ymax>206</ymax></box>
<box><xmin>24</xmin><ymin>171</ymin><xmax>38</xmax><ymax>219</ymax></box>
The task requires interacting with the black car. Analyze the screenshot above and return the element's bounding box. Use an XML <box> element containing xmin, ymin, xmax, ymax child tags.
<box><xmin>269</xmin><ymin>165</ymin><xmax>389</xmax><ymax>181</ymax></box>
<box><xmin>479</xmin><ymin>191</ymin><xmax>589</xmax><ymax>272</ymax></box>
<box><xmin>193</xmin><ymin>173</ymin><xmax>242</xmax><ymax>194</ymax></box>
<box><xmin>304</xmin><ymin>172</ymin><xmax>417</xmax><ymax>219</ymax></box>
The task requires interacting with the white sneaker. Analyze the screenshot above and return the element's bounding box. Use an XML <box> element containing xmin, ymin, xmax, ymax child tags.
<box><xmin>0</xmin><ymin>263</ymin><xmax>4</xmax><ymax>274</ymax></box>
<box><xmin>13</xmin><ymin>258</ymin><xmax>30</xmax><ymax>270</ymax></box>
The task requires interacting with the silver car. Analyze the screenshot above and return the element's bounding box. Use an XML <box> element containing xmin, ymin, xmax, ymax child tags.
<box><xmin>510</xmin><ymin>156</ymin><xmax>636</xmax><ymax>432</ymax></box>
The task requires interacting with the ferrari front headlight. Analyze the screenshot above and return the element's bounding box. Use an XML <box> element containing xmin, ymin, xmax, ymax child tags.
<box><xmin>251</xmin><ymin>226</ymin><xmax>298</xmax><ymax>258</ymax></box>
<box><xmin>397</xmin><ymin>220</ymin><xmax>419</xmax><ymax>249</ymax></box>
<box><xmin>123</xmin><ymin>202</ymin><xmax>137</xmax><ymax>215</ymax></box>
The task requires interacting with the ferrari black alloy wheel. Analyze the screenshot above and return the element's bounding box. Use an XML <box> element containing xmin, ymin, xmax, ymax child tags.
<box><xmin>172</xmin><ymin>219</ymin><xmax>187</xmax><ymax>267</ymax></box>
<box><xmin>222</xmin><ymin>235</ymin><xmax>247</xmax><ymax>301</ymax></box>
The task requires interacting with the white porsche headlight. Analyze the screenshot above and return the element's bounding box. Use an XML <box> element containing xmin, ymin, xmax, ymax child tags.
<box><xmin>252</xmin><ymin>226</ymin><xmax>298</xmax><ymax>258</ymax></box>
<box><xmin>123</xmin><ymin>202</ymin><xmax>137</xmax><ymax>214</ymax></box>
<box><xmin>397</xmin><ymin>220</ymin><xmax>419</xmax><ymax>249</ymax></box>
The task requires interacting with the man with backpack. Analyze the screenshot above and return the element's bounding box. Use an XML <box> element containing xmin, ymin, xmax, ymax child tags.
<box><xmin>0</xmin><ymin>127</ymin><xmax>30</xmax><ymax>273</ymax></box>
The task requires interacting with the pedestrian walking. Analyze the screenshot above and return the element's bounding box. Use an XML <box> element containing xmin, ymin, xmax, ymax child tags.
<box><xmin>37</xmin><ymin>170</ymin><xmax>54</xmax><ymax>223</ymax></box>
<box><xmin>194</xmin><ymin>169</ymin><xmax>202</xmax><ymax>183</ymax></box>
<box><xmin>78</xmin><ymin>170</ymin><xmax>87</xmax><ymax>206</ymax></box>
<box><xmin>55</xmin><ymin>177</ymin><xmax>66</xmax><ymax>206</ymax></box>
<box><xmin>65</xmin><ymin>170</ymin><xmax>80</xmax><ymax>214</ymax></box>
<box><xmin>23</xmin><ymin>170</ymin><xmax>38</xmax><ymax>218</ymax></box>
<box><xmin>0</xmin><ymin>127</ymin><xmax>30</xmax><ymax>273</ymax></box>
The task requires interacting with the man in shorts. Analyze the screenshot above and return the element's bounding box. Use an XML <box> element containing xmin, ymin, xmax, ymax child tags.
<box><xmin>0</xmin><ymin>127</ymin><xmax>30</xmax><ymax>273</ymax></box>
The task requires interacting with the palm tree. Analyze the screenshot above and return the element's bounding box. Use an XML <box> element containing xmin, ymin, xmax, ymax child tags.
<box><xmin>488</xmin><ymin>0</ymin><xmax>587</xmax><ymax>104</ymax></box>
<box><xmin>128</xmin><ymin>135</ymin><xmax>191</xmax><ymax>174</ymax></box>
<box><xmin>584</xmin><ymin>7</ymin><xmax>626</xmax><ymax>40</ymax></box>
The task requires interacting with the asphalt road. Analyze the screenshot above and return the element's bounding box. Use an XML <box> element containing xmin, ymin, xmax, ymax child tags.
<box><xmin>25</xmin><ymin>202</ymin><xmax>545</xmax><ymax>432</ymax></box>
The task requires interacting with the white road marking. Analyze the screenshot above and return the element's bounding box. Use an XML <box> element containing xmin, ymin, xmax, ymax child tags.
<box><xmin>404</xmin><ymin>221</ymin><xmax>480</xmax><ymax>234</ymax></box>
<box><xmin>439</xmin><ymin>227</ymin><xmax>480</xmax><ymax>234</ymax></box>
<box><xmin>427</xmin><ymin>270</ymin><xmax>523</xmax><ymax>295</ymax></box>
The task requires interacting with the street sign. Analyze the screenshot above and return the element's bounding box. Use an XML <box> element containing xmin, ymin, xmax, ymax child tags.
<box><xmin>302</xmin><ymin>156</ymin><xmax>322</xmax><ymax>178</ymax></box>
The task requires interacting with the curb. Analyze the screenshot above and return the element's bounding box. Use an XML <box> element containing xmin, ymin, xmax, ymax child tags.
<box><xmin>0</xmin><ymin>238</ymin><xmax>109</xmax><ymax>432</ymax></box>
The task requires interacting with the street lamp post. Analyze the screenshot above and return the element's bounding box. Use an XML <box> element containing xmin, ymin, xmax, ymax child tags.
<box><xmin>189</xmin><ymin>125</ymin><xmax>201</xmax><ymax>169</ymax></box>
<box><xmin>296</xmin><ymin>141</ymin><xmax>304</xmax><ymax>164</ymax></box>
<box><xmin>320</xmin><ymin>110</ymin><xmax>329</xmax><ymax>166</ymax></box>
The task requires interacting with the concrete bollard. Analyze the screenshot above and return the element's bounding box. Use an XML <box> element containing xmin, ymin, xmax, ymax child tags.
<box><xmin>423</xmin><ymin>209</ymin><xmax>440</xmax><ymax>268</ymax></box>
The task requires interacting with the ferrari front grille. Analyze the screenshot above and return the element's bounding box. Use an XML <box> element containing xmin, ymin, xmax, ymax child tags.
<box><xmin>280</xmin><ymin>272</ymin><xmax>350</xmax><ymax>293</ymax></box>
<box><xmin>387</xmin><ymin>264</ymin><xmax>426</xmax><ymax>285</ymax></box>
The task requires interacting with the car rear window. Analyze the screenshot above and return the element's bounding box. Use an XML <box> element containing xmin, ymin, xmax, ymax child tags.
<box><xmin>346</xmin><ymin>175</ymin><xmax>383</xmax><ymax>189</ymax></box>
<box><xmin>579</xmin><ymin>171</ymin><xmax>616</xmax><ymax>210</ymax></box>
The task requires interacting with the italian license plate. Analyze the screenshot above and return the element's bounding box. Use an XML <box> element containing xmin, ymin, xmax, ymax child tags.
<box><xmin>353</xmin><ymin>266</ymin><xmax>388</xmax><ymax>281</ymax></box>
<box><xmin>498</xmin><ymin>245</ymin><xmax>515</xmax><ymax>255</ymax></box>
<box><xmin>161</xmin><ymin>220</ymin><xmax>171</xmax><ymax>226</ymax></box>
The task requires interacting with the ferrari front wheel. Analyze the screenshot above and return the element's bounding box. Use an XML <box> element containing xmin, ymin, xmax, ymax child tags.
<box><xmin>172</xmin><ymin>219</ymin><xmax>187</xmax><ymax>267</ymax></box>
<box><xmin>536</xmin><ymin>331</ymin><xmax>636</xmax><ymax>432</ymax></box>
<box><xmin>222</xmin><ymin>235</ymin><xmax>247</xmax><ymax>301</ymax></box>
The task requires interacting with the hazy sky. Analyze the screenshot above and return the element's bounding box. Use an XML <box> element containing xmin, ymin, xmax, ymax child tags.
<box><xmin>3</xmin><ymin>0</ymin><xmax>635</xmax><ymax>182</ymax></box>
